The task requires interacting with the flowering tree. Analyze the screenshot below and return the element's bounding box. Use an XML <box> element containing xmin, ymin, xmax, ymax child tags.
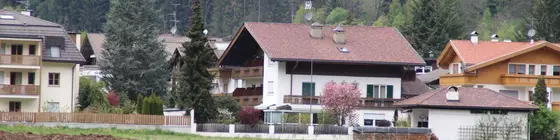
<box><xmin>321</xmin><ymin>81</ymin><xmax>361</xmax><ymax>126</ymax></box>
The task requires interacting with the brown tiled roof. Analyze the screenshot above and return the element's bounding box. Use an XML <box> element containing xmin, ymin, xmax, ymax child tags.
<box><xmin>240</xmin><ymin>22</ymin><xmax>425</xmax><ymax>65</ymax></box>
<box><xmin>449</xmin><ymin>40</ymin><xmax>545</xmax><ymax>65</ymax></box>
<box><xmin>395</xmin><ymin>87</ymin><xmax>538</xmax><ymax>111</ymax></box>
<box><xmin>401</xmin><ymin>78</ymin><xmax>431</xmax><ymax>96</ymax></box>
<box><xmin>417</xmin><ymin>69</ymin><xmax>448</xmax><ymax>83</ymax></box>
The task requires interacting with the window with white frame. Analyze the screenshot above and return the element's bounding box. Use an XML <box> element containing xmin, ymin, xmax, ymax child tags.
<box><xmin>499</xmin><ymin>90</ymin><xmax>519</xmax><ymax>99</ymax></box>
<box><xmin>267</xmin><ymin>81</ymin><xmax>274</xmax><ymax>95</ymax></box>
<box><xmin>366</xmin><ymin>85</ymin><xmax>394</xmax><ymax>98</ymax></box>
<box><xmin>451</xmin><ymin>63</ymin><xmax>462</xmax><ymax>74</ymax></box>
<box><xmin>541</xmin><ymin>65</ymin><xmax>547</xmax><ymax>75</ymax></box>
<box><xmin>363</xmin><ymin>113</ymin><xmax>385</xmax><ymax>126</ymax></box>
<box><xmin>47</xmin><ymin>102</ymin><xmax>60</xmax><ymax>112</ymax></box>
<box><xmin>528</xmin><ymin>65</ymin><xmax>536</xmax><ymax>75</ymax></box>
<box><xmin>415</xmin><ymin>66</ymin><xmax>433</xmax><ymax>74</ymax></box>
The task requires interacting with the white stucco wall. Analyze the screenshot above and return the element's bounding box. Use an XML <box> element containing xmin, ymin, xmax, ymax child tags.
<box><xmin>41</xmin><ymin>62</ymin><xmax>77</xmax><ymax>112</ymax></box>
<box><xmin>426</xmin><ymin>109</ymin><xmax>529</xmax><ymax>140</ymax></box>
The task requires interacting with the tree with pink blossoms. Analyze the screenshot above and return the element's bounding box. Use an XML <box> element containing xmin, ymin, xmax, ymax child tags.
<box><xmin>321</xmin><ymin>81</ymin><xmax>361</xmax><ymax>126</ymax></box>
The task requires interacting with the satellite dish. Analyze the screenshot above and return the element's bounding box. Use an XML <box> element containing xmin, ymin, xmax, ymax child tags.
<box><xmin>304</xmin><ymin>13</ymin><xmax>313</xmax><ymax>21</ymax></box>
<box><xmin>170</xmin><ymin>26</ymin><xmax>177</xmax><ymax>35</ymax></box>
<box><xmin>203</xmin><ymin>29</ymin><xmax>208</xmax><ymax>35</ymax></box>
<box><xmin>528</xmin><ymin>29</ymin><xmax>536</xmax><ymax>37</ymax></box>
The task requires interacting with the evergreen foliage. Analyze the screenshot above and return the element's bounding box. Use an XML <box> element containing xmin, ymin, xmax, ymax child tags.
<box><xmin>141</xmin><ymin>93</ymin><xmax>164</xmax><ymax>115</ymax></box>
<box><xmin>100</xmin><ymin>0</ymin><xmax>170</xmax><ymax>102</ymax></box>
<box><xmin>136</xmin><ymin>95</ymin><xmax>144</xmax><ymax>114</ymax></box>
<box><xmin>176</xmin><ymin>0</ymin><xmax>218</xmax><ymax>124</ymax></box>
<box><xmin>530</xmin><ymin>105</ymin><xmax>558</xmax><ymax>140</ymax></box>
<box><xmin>326</xmin><ymin>7</ymin><xmax>349</xmax><ymax>25</ymax></box>
<box><xmin>401</xmin><ymin>0</ymin><xmax>464</xmax><ymax>57</ymax></box>
<box><xmin>78</xmin><ymin>77</ymin><xmax>107</xmax><ymax>111</ymax></box>
<box><xmin>213</xmin><ymin>96</ymin><xmax>241</xmax><ymax>113</ymax></box>
<box><xmin>534</xmin><ymin>77</ymin><xmax>549</xmax><ymax>106</ymax></box>
<box><xmin>517</xmin><ymin>0</ymin><xmax>560</xmax><ymax>42</ymax></box>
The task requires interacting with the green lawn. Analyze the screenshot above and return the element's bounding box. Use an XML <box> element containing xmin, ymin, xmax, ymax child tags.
<box><xmin>0</xmin><ymin>124</ymin><xmax>263</xmax><ymax>140</ymax></box>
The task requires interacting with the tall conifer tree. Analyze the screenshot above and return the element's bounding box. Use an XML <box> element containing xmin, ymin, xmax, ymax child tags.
<box><xmin>176</xmin><ymin>0</ymin><xmax>217</xmax><ymax>123</ymax></box>
<box><xmin>100</xmin><ymin>0</ymin><xmax>170</xmax><ymax>102</ymax></box>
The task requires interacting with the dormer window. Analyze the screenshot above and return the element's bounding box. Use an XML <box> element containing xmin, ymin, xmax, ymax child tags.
<box><xmin>0</xmin><ymin>15</ymin><xmax>15</xmax><ymax>20</ymax></box>
<box><xmin>450</xmin><ymin>63</ymin><xmax>463</xmax><ymax>74</ymax></box>
<box><xmin>51</xmin><ymin>46</ymin><xmax>60</xmax><ymax>57</ymax></box>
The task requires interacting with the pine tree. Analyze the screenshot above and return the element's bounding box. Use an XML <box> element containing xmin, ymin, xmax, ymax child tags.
<box><xmin>401</xmin><ymin>0</ymin><xmax>464</xmax><ymax>57</ymax></box>
<box><xmin>176</xmin><ymin>0</ymin><xmax>217</xmax><ymax>123</ymax></box>
<box><xmin>100</xmin><ymin>0</ymin><xmax>170</xmax><ymax>102</ymax></box>
<box><xmin>476</xmin><ymin>8</ymin><xmax>494</xmax><ymax>41</ymax></box>
<box><xmin>533</xmin><ymin>77</ymin><xmax>549</xmax><ymax>106</ymax></box>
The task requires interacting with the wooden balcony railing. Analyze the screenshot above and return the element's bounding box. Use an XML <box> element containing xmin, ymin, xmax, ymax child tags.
<box><xmin>233</xmin><ymin>95</ymin><xmax>262</xmax><ymax>106</ymax></box>
<box><xmin>552</xmin><ymin>102</ymin><xmax>560</xmax><ymax>112</ymax></box>
<box><xmin>0</xmin><ymin>55</ymin><xmax>40</xmax><ymax>66</ymax></box>
<box><xmin>232</xmin><ymin>66</ymin><xmax>263</xmax><ymax>79</ymax></box>
<box><xmin>0</xmin><ymin>85</ymin><xmax>40</xmax><ymax>96</ymax></box>
<box><xmin>501</xmin><ymin>74</ymin><xmax>560</xmax><ymax>87</ymax></box>
<box><xmin>283</xmin><ymin>96</ymin><xmax>400</xmax><ymax>108</ymax></box>
<box><xmin>439</xmin><ymin>74</ymin><xmax>477</xmax><ymax>86</ymax></box>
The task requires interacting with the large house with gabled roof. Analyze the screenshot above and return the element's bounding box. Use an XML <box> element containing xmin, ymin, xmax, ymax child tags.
<box><xmin>218</xmin><ymin>22</ymin><xmax>426</xmax><ymax>126</ymax></box>
<box><xmin>0</xmin><ymin>9</ymin><xmax>85</xmax><ymax>112</ymax></box>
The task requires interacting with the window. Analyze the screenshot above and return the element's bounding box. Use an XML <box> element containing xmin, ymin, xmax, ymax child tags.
<box><xmin>424</xmin><ymin>66</ymin><xmax>432</xmax><ymax>73</ymax></box>
<box><xmin>554</xmin><ymin>66</ymin><xmax>560</xmax><ymax>76</ymax></box>
<box><xmin>364</xmin><ymin>119</ymin><xmax>374</xmax><ymax>126</ymax></box>
<box><xmin>367</xmin><ymin>85</ymin><xmax>394</xmax><ymax>98</ymax></box>
<box><xmin>508</xmin><ymin>64</ymin><xmax>516</xmax><ymax>74</ymax></box>
<box><xmin>528</xmin><ymin>65</ymin><xmax>536</xmax><ymax>75</ymax></box>
<box><xmin>267</xmin><ymin>81</ymin><xmax>274</xmax><ymax>95</ymax></box>
<box><xmin>415</xmin><ymin>66</ymin><xmax>433</xmax><ymax>74</ymax></box>
<box><xmin>302</xmin><ymin>82</ymin><xmax>315</xmax><ymax>96</ymax></box>
<box><xmin>29</xmin><ymin>45</ymin><xmax>36</xmax><ymax>55</ymax></box>
<box><xmin>9</xmin><ymin>101</ymin><xmax>21</xmax><ymax>112</ymax></box>
<box><xmin>541</xmin><ymin>65</ymin><xmax>547</xmax><ymax>75</ymax></box>
<box><xmin>0</xmin><ymin>15</ymin><xmax>15</xmax><ymax>20</ymax></box>
<box><xmin>470</xmin><ymin>110</ymin><xmax>486</xmax><ymax>114</ymax></box>
<box><xmin>489</xmin><ymin>110</ymin><xmax>508</xmax><ymax>115</ymax></box>
<box><xmin>452</xmin><ymin>63</ymin><xmax>460</xmax><ymax>74</ymax></box>
<box><xmin>48</xmin><ymin>73</ymin><xmax>60</xmax><ymax>86</ymax></box>
<box><xmin>517</xmin><ymin>65</ymin><xmax>525</xmax><ymax>74</ymax></box>
<box><xmin>28</xmin><ymin>72</ymin><xmax>35</xmax><ymax>85</ymax></box>
<box><xmin>363</xmin><ymin>113</ymin><xmax>385</xmax><ymax>126</ymax></box>
<box><xmin>415</xmin><ymin>66</ymin><xmax>423</xmax><ymax>73</ymax></box>
<box><xmin>50</xmin><ymin>46</ymin><xmax>60</xmax><ymax>57</ymax></box>
<box><xmin>529</xmin><ymin>91</ymin><xmax>534</xmax><ymax>101</ymax></box>
<box><xmin>470</xmin><ymin>110</ymin><xmax>507</xmax><ymax>115</ymax></box>
<box><xmin>47</xmin><ymin>102</ymin><xmax>60</xmax><ymax>112</ymax></box>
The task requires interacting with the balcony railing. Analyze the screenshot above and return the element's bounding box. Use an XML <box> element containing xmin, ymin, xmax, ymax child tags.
<box><xmin>232</xmin><ymin>66</ymin><xmax>263</xmax><ymax>79</ymax></box>
<box><xmin>439</xmin><ymin>74</ymin><xmax>477</xmax><ymax>86</ymax></box>
<box><xmin>0</xmin><ymin>85</ymin><xmax>40</xmax><ymax>96</ymax></box>
<box><xmin>233</xmin><ymin>95</ymin><xmax>262</xmax><ymax>106</ymax></box>
<box><xmin>501</xmin><ymin>74</ymin><xmax>560</xmax><ymax>87</ymax></box>
<box><xmin>283</xmin><ymin>95</ymin><xmax>400</xmax><ymax>108</ymax></box>
<box><xmin>0</xmin><ymin>55</ymin><xmax>41</xmax><ymax>66</ymax></box>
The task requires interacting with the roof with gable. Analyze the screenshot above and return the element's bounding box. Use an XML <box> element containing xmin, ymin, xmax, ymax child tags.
<box><xmin>0</xmin><ymin>9</ymin><xmax>85</xmax><ymax>63</ymax></box>
<box><xmin>438</xmin><ymin>40</ymin><xmax>560</xmax><ymax>71</ymax></box>
<box><xmin>394</xmin><ymin>87</ymin><xmax>538</xmax><ymax>111</ymax></box>
<box><xmin>219</xmin><ymin>22</ymin><xmax>425</xmax><ymax>65</ymax></box>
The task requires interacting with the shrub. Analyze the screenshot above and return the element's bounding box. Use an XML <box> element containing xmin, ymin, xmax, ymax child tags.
<box><xmin>141</xmin><ymin>93</ymin><xmax>164</xmax><ymax>115</ymax></box>
<box><xmin>216</xmin><ymin>108</ymin><xmax>236</xmax><ymax>124</ymax></box>
<box><xmin>78</xmin><ymin>77</ymin><xmax>107</xmax><ymax>110</ymax></box>
<box><xmin>376</xmin><ymin>120</ymin><xmax>392</xmax><ymax>127</ymax></box>
<box><xmin>136</xmin><ymin>94</ymin><xmax>144</xmax><ymax>114</ymax></box>
<box><xmin>237</xmin><ymin>107</ymin><xmax>262</xmax><ymax>124</ymax></box>
<box><xmin>395</xmin><ymin>117</ymin><xmax>411</xmax><ymax>127</ymax></box>
<box><xmin>107</xmin><ymin>91</ymin><xmax>119</xmax><ymax>107</ymax></box>
<box><xmin>213</xmin><ymin>96</ymin><xmax>241</xmax><ymax>113</ymax></box>
<box><xmin>121</xmin><ymin>99</ymin><xmax>136</xmax><ymax>114</ymax></box>
<box><xmin>317</xmin><ymin>111</ymin><xmax>337</xmax><ymax>125</ymax></box>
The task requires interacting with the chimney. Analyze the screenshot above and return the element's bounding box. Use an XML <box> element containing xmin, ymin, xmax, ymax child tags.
<box><xmin>333</xmin><ymin>25</ymin><xmax>345</xmax><ymax>44</ymax></box>
<box><xmin>310</xmin><ymin>22</ymin><xmax>324</xmax><ymax>39</ymax></box>
<box><xmin>21</xmin><ymin>11</ymin><xmax>31</xmax><ymax>16</ymax></box>
<box><xmin>470</xmin><ymin>31</ymin><xmax>478</xmax><ymax>45</ymax></box>
<box><xmin>491</xmin><ymin>34</ymin><xmax>499</xmax><ymax>42</ymax></box>
<box><xmin>446</xmin><ymin>86</ymin><xmax>460</xmax><ymax>101</ymax></box>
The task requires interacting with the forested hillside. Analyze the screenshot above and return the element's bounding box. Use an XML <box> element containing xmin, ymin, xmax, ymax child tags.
<box><xmin>0</xmin><ymin>0</ymin><xmax>548</xmax><ymax>56</ymax></box>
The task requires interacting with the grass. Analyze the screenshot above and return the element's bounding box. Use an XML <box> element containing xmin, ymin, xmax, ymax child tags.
<box><xmin>0</xmin><ymin>124</ymin><xmax>265</xmax><ymax>140</ymax></box>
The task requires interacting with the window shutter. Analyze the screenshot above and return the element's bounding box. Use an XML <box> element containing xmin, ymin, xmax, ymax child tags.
<box><xmin>367</xmin><ymin>85</ymin><xmax>373</xmax><ymax>98</ymax></box>
<box><xmin>311</xmin><ymin>83</ymin><xmax>315</xmax><ymax>96</ymax></box>
<box><xmin>302</xmin><ymin>83</ymin><xmax>309</xmax><ymax>96</ymax></box>
<box><xmin>387</xmin><ymin>85</ymin><xmax>394</xmax><ymax>98</ymax></box>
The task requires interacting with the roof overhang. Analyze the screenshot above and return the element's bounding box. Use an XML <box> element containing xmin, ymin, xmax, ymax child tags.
<box><xmin>394</xmin><ymin>104</ymin><xmax>538</xmax><ymax>111</ymax></box>
<box><xmin>465</xmin><ymin>41</ymin><xmax>558</xmax><ymax>72</ymax></box>
<box><xmin>271</xmin><ymin>58</ymin><xmax>426</xmax><ymax>66</ymax></box>
<box><xmin>0</xmin><ymin>37</ymin><xmax>42</xmax><ymax>42</ymax></box>
<box><xmin>436</xmin><ymin>41</ymin><xmax>466</xmax><ymax>69</ymax></box>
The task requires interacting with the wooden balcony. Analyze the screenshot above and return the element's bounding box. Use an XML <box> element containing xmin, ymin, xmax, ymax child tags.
<box><xmin>283</xmin><ymin>96</ymin><xmax>400</xmax><ymax>108</ymax></box>
<box><xmin>553</xmin><ymin>102</ymin><xmax>560</xmax><ymax>112</ymax></box>
<box><xmin>0</xmin><ymin>85</ymin><xmax>40</xmax><ymax>96</ymax></box>
<box><xmin>231</xmin><ymin>66</ymin><xmax>263</xmax><ymax>79</ymax></box>
<box><xmin>501</xmin><ymin>74</ymin><xmax>560</xmax><ymax>87</ymax></box>
<box><xmin>0</xmin><ymin>55</ymin><xmax>40</xmax><ymax>66</ymax></box>
<box><xmin>233</xmin><ymin>95</ymin><xmax>262</xmax><ymax>106</ymax></box>
<box><xmin>439</xmin><ymin>74</ymin><xmax>478</xmax><ymax>86</ymax></box>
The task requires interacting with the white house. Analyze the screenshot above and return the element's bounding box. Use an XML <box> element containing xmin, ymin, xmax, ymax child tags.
<box><xmin>0</xmin><ymin>10</ymin><xmax>85</xmax><ymax>112</ymax></box>
<box><xmin>218</xmin><ymin>22</ymin><xmax>426</xmax><ymax>126</ymax></box>
<box><xmin>395</xmin><ymin>87</ymin><xmax>538</xmax><ymax>140</ymax></box>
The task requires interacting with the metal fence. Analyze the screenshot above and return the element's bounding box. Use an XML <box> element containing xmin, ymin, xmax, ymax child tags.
<box><xmin>196</xmin><ymin>123</ymin><xmax>229</xmax><ymax>132</ymax></box>
<box><xmin>314</xmin><ymin>125</ymin><xmax>348</xmax><ymax>135</ymax></box>
<box><xmin>274</xmin><ymin>124</ymin><xmax>308</xmax><ymax>134</ymax></box>
<box><xmin>234</xmin><ymin>124</ymin><xmax>269</xmax><ymax>133</ymax></box>
<box><xmin>458</xmin><ymin>126</ymin><xmax>523</xmax><ymax>140</ymax></box>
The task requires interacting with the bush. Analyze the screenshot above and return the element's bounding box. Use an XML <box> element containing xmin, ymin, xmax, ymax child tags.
<box><xmin>107</xmin><ymin>91</ymin><xmax>119</xmax><ymax>107</ymax></box>
<box><xmin>136</xmin><ymin>95</ymin><xmax>144</xmax><ymax>114</ymax></box>
<box><xmin>121</xmin><ymin>99</ymin><xmax>136</xmax><ymax>114</ymax></box>
<box><xmin>395</xmin><ymin>117</ymin><xmax>411</xmax><ymax>127</ymax></box>
<box><xmin>141</xmin><ymin>93</ymin><xmax>163</xmax><ymax>115</ymax></box>
<box><xmin>317</xmin><ymin>111</ymin><xmax>337</xmax><ymax>125</ymax></box>
<box><xmin>530</xmin><ymin>105</ymin><xmax>557</xmax><ymax>140</ymax></box>
<box><xmin>216</xmin><ymin>108</ymin><xmax>236</xmax><ymax>124</ymax></box>
<box><xmin>213</xmin><ymin>96</ymin><xmax>241</xmax><ymax>113</ymax></box>
<box><xmin>237</xmin><ymin>107</ymin><xmax>262</xmax><ymax>124</ymax></box>
<box><xmin>78</xmin><ymin>77</ymin><xmax>107</xmax><ymax>110</ymax></box>
<box><xmin>376</xmin><ymin>120</ymin><xmax>392</xmax><ymax>127</ymax></box>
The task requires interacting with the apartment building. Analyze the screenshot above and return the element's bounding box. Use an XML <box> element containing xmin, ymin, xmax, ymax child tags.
<box><xmin>0</xmin><ymin>10</ymin><xmax>85</xmax><ymax>112</ymax></box>
<box><xmin>218</xmin><ymin>22</ymin><xmax>425</xmax><ymax>126</ymax></box>
<box><xmin>438</xmin><ymin>32</ymin><xmax>560</xmax><ymax>110</ymax></box>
